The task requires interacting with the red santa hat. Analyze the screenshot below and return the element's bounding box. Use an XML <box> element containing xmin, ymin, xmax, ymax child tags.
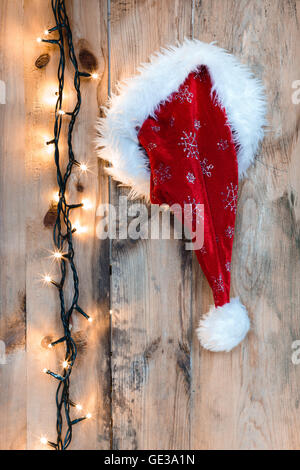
<box><xmin>96</xmin><ymin>40</ymin><xmax>266</xmax><ymax>352</ymax></box>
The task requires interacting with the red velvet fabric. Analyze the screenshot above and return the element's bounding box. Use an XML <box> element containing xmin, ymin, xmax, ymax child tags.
<box><xmin>138</xmin><ymin>66</ymin><xmax>238</xmax><ymax>307</ymax></box>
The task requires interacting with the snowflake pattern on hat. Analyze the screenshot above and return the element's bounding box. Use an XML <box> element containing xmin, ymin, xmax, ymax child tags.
<box><xmin>217</xmin><ymin>139</ymin><xmax>229</xmax><ymax>151</ymax></box>
<box><xmin>212</xmin><ymin>275</ymin><xmax>225</xmax><ymax>293</ymax></box>
<box><xmin>225</xmin><ymin>226</ymin><xmax>235</xmax><ymax>238</ymax></box>
<box><xmin>153</xmin><ymin>163</ymin><xmax>172</xmax><ymax>186</ymax></box>
<box><xmin>200</xmin><ymin>158</ymin><xmax>214</xmax><ymax>177</ymax></box>
<box><xmin>184</xmin><ymin>195</ymin><xmax>204</xmax><ymax>225</ymax></box>
<box><xmin>194</xmin><ymin>120</ymin><xmax>201</xmax><ymax>131</ymax></box>
<box><xmin>174</xmin><ymin>85</ymin><xmax>194</xmax><ymax>104</ymax></box>
<box><xmin>178</xmin><ymin>131</ymin><xmax>200</xmax><ymax>160</ymax></box>
<box><xmin>222</xmin><ymin>183</ymin><xmax>238</xmax><ymax>213</ymax></box>
<box><xmin>147</xmin><ymin>142</ymin><xmax>157</xmax><ymax>151</ymax></box>
<box><xmin>186</xmin><ymin>172</ymin><xmax>196</xmax><ymax>184</ymax></box>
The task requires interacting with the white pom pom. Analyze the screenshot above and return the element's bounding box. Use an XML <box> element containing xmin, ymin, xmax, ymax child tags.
<box><xmin>197</xmin><ymin>297</ymin><xmax>250</xmax><ymax>352</ymax></box>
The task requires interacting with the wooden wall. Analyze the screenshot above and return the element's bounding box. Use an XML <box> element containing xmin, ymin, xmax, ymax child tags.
<box><xmin>0</xmin><ymin>0</ymin><xmax>300</xmax><ymax>450</ymax></box>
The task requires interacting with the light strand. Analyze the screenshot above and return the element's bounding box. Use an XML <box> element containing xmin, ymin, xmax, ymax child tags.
<box><xmin>38</xmin><ymin>0</ymin><xmax>95</xmax><ymax>450</ymax></box>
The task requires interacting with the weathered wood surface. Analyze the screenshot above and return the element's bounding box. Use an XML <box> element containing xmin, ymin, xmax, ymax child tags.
<box><xmin>0</xmin><ymin>0</ymin><xmax>27</xmax><ymax>451</ymax></box>
<box><xmin>0</xmin><ymin>0</ymin><xmax>300</xmax><ymax>450</ymax></box>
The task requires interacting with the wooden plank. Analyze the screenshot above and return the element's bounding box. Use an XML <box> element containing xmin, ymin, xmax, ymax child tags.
<box><xmin>1</xmin><ymin>0</ymin><xmax>299</xmax><ymax>451</ymax></box>
<box><xmin>0</xmin><ymin>0</ymin><xmax>27</xmax><ymax>451</ymax></box>
<box><xmin>23</xmin><ymin>0</ymin><xmax>110</xmax><ymax>450</ymax></box>
<box><xmin>191</xmin><ymin>0</ymin><xmax>300</xmax><ymax>450</ymax></box>
<box><xmin>109</xmin><ymin>0</ymin><xmax>194</xmax><ymax>450</ymax></box>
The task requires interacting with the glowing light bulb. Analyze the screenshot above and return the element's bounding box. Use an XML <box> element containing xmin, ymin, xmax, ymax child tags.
<box><xmin>43</xmin><ymin>368</ymin><xmax>48</xmax><ymax>374</ymax></box>
<box><xmin>73</xmin><ymin>221</ymin><xmax>87</xmax><ymax>234</ymax></box>
<box><xmin>58</xmin><ymin>110</ymin><xmax>65</xmax><ymax>116</ymax></box>
<box><xmin>53</xmin><ymin>192</ymin><xmax>60</xmax><ymax>203</ymax></box>
<box><xmin>62</xmin><ymin>360</ymin><xmax>69</xmax><ymax>369</ymax></box>
<box><xmin>44</xmin><ymin>30</ymin><xmax>49</xmax><ymax>36</ymax></box>
<box><xmin>52</xmin><ymin>251</ymin><xmax>63</xmax><ymax>260</ymax></box>
<box><xmin>37</xmin><ymin>37</ymin><xmax>42</xmax><ymax>43</ymax></box>
<box><xmin>45</xmin><ymin>140</ymin><xmax>54</xmax><ymax>154</ymax></box>
<box><xmin>88</xmin><ymin>317</ymin><xmax>93</xmax><ymax>323</ymax></box>
<box><xmin>76</xmin><ymin>404</ymin><xmax>83</xmax><ymax>411</ymax></box>
<box><xmin>48</xmin><ymin>343</ymin><xmax>53</xmax><ymax>349</ymax></box>
<box><xmin>86</xmin><ymin>413</ymin><xmax>92</xmax><ymax>419</ymax></box>
<box><xmin>82</xmin><ymin>198</ymin><xmax>92</xmax><ymax>210</ymax></box>
<box><xmin>43</xmin><ymin>275</ymin><xmax>52</xmax><ymax>284</ymax></box>
<box><xmin>45</xmin><ymin>95</ymin><xmax>57</xmax><ymax>106</ymax></box>
<box><xmin>79</xmin><ymin>163</ymin><xmax>88</xmax><ymax>173</ymax></box>
<box><xmin>40</xmin><ymin>437</ymin><xmax>48</xmax><ymax>445</ymax></box>
<box><xmin>91</xmin><ymin>73</ymin><xmax>99</xmax><ymax>80</ymax></box>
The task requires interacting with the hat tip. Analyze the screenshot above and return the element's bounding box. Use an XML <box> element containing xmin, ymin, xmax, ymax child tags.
<box><xmin>197</xmin><ymin>297</ymin><xmax>250</xmax><ymax>352</ymax></box>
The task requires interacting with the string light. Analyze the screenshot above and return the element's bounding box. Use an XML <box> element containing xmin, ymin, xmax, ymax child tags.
<box><xmin>52</xmin><ymin>192</ymin><xmax>60</xmax><ymax>203</ymax></box>
<box><xmin>73</xmin><ymin>221</ymin><xmax>87</xmax><ymax>234</ymax></box>
<box><xmin>45</xmin><ymin>139</ymin><xmax>55</xmax><ymax>154</ymax></box>
<box><xmin>43</xmin><ymin>275</ymin><xmax>52</xmax><ymax>284</ymax></box>
<box><xmin>51</xmin><ymin>250</ymin><xmax>65</xmax><ymax>261</ymax></box>
<box><xmin>38</xmin><ymin>0</ymin><xmax>93</xmax><ymax>451</ymax></box>
<box><xmin>81</xmin><ymin>198</ymin><xmax>92</xmax><ymax>210</ymax></box>
<box><xmin>78</xmin><ymin>162</ymin><xmax>88</xmax><ymax>173</ymax></box>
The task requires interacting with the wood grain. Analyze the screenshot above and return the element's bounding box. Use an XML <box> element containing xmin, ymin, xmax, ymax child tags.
<box><xmin>23</xmin><ymin>0</ymin><xmax>110</xmax><ymax>450</ymax></box>
<box><xmin>0</xmin><ymin>0</ymin><xmax>27</xmax><ymax>450</ymax></box>
<box><xmin>0</xmin><ymin>0</ymin><xmax>300</xmax><ymax>451</ymax></box>
<box><xmin>109</xmin><ymin>0</ymin><xmax>194</xmax><ymax>450</ymax></box>
<box><xmin>191</xmin><ymin>0</ymin><xmax>300</xmax><ymax>450</ymax></box>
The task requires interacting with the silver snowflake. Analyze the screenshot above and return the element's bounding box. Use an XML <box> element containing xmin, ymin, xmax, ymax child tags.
<box><xmin>147</xmin><ymin>142</ymin><xmax>157</xmax><ymax>151</ymax></box>
<box><xmin>225</xmin><ymin>226</ymin><xmax>234</xmax><ymax>239</ymax></box>
<box><xmin>225</xmin><ymin>262</ymin><xmax>231</xmax><ymax>272</ymax></box>
<box><xmin>153</xmin><ymin>163</ymin><xmax>172</xmax><ymax>186</ymax></box>
<box><xmin>212</xmin><ymin>275</ymin><xmax>225</xmax><ymax>293</ymax></box>
<box><xmin>186</xmin><ymin>172</ymin><xmax>196</xmax><ymax>184</ymax></box>
<box><xmin>194</xmin><ymin>120</ymin><xmax>201</xmax><ymax>131</ymax></box>
<box><xmin>200</xmin><ymin>246</ymin><xmax>207</xmax><ymax>255</ymax></box>
<box><xmin>183</xmin><ymin>196</ymin><xmax>204</xmax><ymax>225</ymax></box>
<box><xmin>222</xmin><ymin>183</ymin><xmax>238</xmax><ymax>213</ymax></box>
<box><xmin>178</xmin><ymin>131</ymin><xmax>199</xmax><ymax>160</ymax></box>
<box><xmin>152</xmin><ymin>126</ymin><xmax>160</xmax><ymax>132</ymax></box>
<box><xmin>200</xmin><ymin>158</ymin><xmax>214</xmax><ymax>177</ymax></box>
<box><xmin>217</xmin><ymin>139</ymin><xmax>229</xmax><ymax>151</ymax></box>
<box><xmin>174</xmin><ymin>85</ymin><xmax>194</xmax><ymax>104</ymax></box>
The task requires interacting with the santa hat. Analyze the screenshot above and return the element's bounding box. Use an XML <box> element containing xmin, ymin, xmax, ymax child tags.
<box><xmin>96</xmin><ymin>40</ymin><xmax>266</xmax><ymax>352</ymax></box>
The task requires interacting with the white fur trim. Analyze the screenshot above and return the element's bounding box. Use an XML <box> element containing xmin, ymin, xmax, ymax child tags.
<box><xmin>197</xmin><ymin>297</ymin><xmax>250</xmax><ymax>352</ymax></box>
<box><xmin>96</xmin><ymin>39</ymin><xmax>266</xmax><ymax>199</ymax></box>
